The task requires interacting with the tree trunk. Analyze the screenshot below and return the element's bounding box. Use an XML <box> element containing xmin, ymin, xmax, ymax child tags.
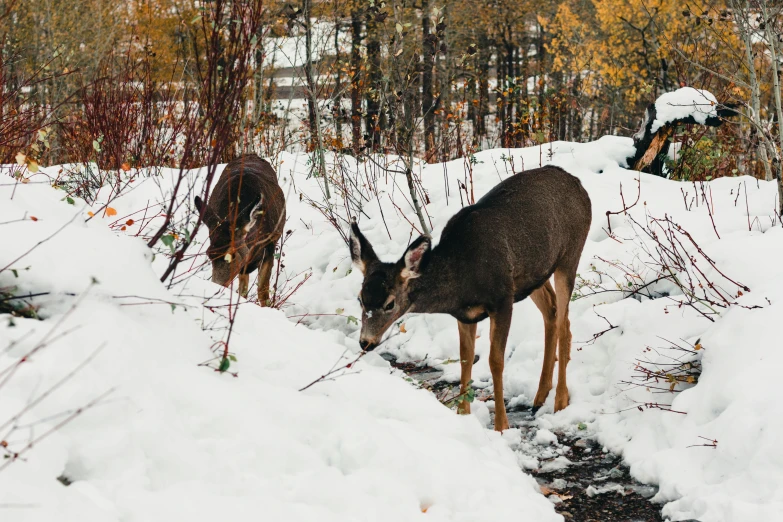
<box><xmin>365</xmin><ymin>6</ymin><xmax>382</xmax><ymax>151</ymax></box>
<box><xmin>333</xmin><ymin>5</ymin><xmax>342</xmax><ymax>147</ymax></box>
<box><xmin>421</xmin><ymin>0</ymin><xmax>435</xmax><ymax>160</ymax></box>
<box><xmin>350</xmin><ymin>1</ymin><xmax>362</xmax><ymax>153</ymax></box>
<box><xmin>735</xmin><ymin>0</ymin><xmax>773</xmax><ymax>181</ymax></box>
<box><xmin>477</xmin><ymin>33</ymin><xmax>490</xmax><ymax>144</ymax></box>
<box><xmin>303</xmin><ymin>0</ymin><xmax>318</xmax><ymax>148</ymax></box>
<box><xmin>761</xmin><ymin>0</ymin><xmax>783</xmax><ymax>215</ymax></box>
<box><xmin>303</xmin><ymin>0</ymin><xmax>330</xmax><ymax>199</ymax></box>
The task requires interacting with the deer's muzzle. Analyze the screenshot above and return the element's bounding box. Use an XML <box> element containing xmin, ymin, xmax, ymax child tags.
<box><xmin>359</xmin><ymin>339</ymin><xmax>378</xmax><ymax>352</ymax></box>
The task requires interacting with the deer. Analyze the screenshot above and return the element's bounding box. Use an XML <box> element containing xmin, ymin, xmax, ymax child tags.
<box><xmin>348</xmin><ymin>165</ymin><xmax>591</xmax><ymax>432</ymax></box>
<box><xmin>194</xmin><ymin>154</ymin><xmax>286</xmax><ymax>305</ymax></box>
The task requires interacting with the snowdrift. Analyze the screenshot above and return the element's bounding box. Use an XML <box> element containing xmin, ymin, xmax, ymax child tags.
<box><xmin>2</xmin><ymin>133</ymin><xmax>783</xmax><ymax>521</ymax></box>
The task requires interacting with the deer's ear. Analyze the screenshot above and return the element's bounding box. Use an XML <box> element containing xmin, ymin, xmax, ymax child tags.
<box><xmin>349</xmin><ymin>222</ymin><xmax>378</xmax><ymax>274</ymax></box>
<box><xmin>194</xmin><ymin>195</ymin><xmax>216</xmax><ymax>226</ymax></box>
<box><xmin>401</xmin><ymin>235</ymin><xmax>431</xmax><ymax>279</ymax></box>
<box><xmin>194</xmin><ymin>196</ymin><xmax>205</xmax><ymax>215</ymax></box>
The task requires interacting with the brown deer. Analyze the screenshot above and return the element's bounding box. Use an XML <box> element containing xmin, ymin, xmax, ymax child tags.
<box><xmin>195</xmin><ymin>154</ymin><xmax>285</xmax><ymax>304</ymax></box>
<box><xmin>349</xmin><ymin>165</ymin><xmax>591</xmax><ymax>431</ymax></box>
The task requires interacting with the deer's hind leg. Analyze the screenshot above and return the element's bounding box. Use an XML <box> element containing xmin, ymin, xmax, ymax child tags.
<box><xmin>530</xmin><ymin>281</ymin><xmax>558</xmax><ymax>411</ymax></box>
<box><xmin>257</xmin><ymin>244</ymin><xmax>275</xmax><ymax>306</ymax></box>
<box><xmin>553</xmin><ymin>268</ymin><xmax>577</xmax><ymax>412</ymax></box>
<box><xmin>457</xmin><ymin>321</ymin><xmax>477</xmax><ymax>415</ymax></box>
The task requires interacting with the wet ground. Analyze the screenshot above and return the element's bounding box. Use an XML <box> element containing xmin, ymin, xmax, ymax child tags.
<box><xmin>509</xmin><ymin>403</ymin><xmax>664</xmax><ymax>522</ymax></box>
<box><xmin>383</xmin><ymin>353</ymin><xmax>672</xmax><ymax>522</ymax></box>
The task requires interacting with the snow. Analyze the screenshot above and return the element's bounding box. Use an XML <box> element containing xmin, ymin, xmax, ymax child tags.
<box><xmin>264</xmin><ymin>21</ymin><xmax>348</xmax><ymax>70</ymax></box>
<box><xmin>0</xmin><ymin>173</ymin><xmax>557</xmax><ymax>519</ymax></box>
<box><xmin>2</xmin><ymin>131</ymin><xmax>783</xmax><ymax>521</ymax></box>
<box><xmin>650</xmin><ymin>87</ymin><xmax>719</xmax><ymax>133</ymax></box>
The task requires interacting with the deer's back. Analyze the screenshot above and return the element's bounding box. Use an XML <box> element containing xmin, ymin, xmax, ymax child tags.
<box><xmin>210</xmin><ymin>154</ymin><xmax>286</xmax><ymax>256</ymax></box>
<box><xmin>436</xmin><ymin>165</ymin><xmax>591</xmax><ymax>303</ymax></box>
<box><xmin>211</xmin><ymin>155</ymin><xmax>282</xmax><ymax>213</ymax></box>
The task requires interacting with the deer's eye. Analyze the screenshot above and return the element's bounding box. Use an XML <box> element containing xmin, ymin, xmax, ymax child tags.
<box><xmin>384</xmin><ymin>299</ymin><xmax>395</xmax><ymax>311</ymax></box>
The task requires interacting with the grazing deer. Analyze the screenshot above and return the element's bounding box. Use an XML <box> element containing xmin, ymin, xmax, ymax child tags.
<box><xmin>349</xmin><ymin>165</ymin><xmax>591</xmax><ymax>431</ymax></box>
<box><xmin>195</xmin><ymin>154</ymin><xmax>285</xmax><ymax>304</ymax></box>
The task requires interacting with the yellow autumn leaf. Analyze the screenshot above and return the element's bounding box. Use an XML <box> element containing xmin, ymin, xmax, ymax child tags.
<box><xmin>106</xmin><ymin>207</ymin><xmax>117</xmax><ymax>217</ymax></box>
<box><xmin>399</xmin><ymin>323</ymin><xmax>407</xmax><ymax>333</ymax></box>
<box><xmin>15</xmin><ymin>152</ymin><xmax>26</xmax><ymax>165</ymax></box>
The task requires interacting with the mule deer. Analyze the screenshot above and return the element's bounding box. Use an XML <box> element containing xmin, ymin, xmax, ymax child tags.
<box><xmin>195</xmin><ymin>154</ymin><xmax>285</xmax><ymax>304</ymax></box>
<box><xmin>349</xmin><ymin>165</ymin><xmax>591</xmax><ymax>431</ymax></box>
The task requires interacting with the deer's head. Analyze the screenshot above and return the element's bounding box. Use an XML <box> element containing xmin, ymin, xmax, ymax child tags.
<box><xmin>349</xmin><ymin>222</ymin><xmax>431</xmax><ymax>351</ymax></box>
<box><xmin>195</xmin><ymin>194</ymin><xmax>264</xmax><ymax>287</ymax></box>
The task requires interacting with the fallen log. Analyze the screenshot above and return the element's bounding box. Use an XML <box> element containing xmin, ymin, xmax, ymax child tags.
<box><xmin>626</xmin><ymin>87</ymin><xmax>738</xmax><ymax>175</ymax></box>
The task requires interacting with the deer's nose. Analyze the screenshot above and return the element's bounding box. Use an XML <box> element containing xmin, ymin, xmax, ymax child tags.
<box><xmin>359</xmin><ymin>339</ymin><xmax>376</xmax><ymax>352</ymax></box>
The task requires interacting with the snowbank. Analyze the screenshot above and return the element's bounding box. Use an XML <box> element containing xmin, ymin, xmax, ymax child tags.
<box><xmin>248</xmin><ymin>138</ymin><xmax>777</xmax><ymax>522</ymax></box>
<box><xmin>3</xmin><ymin>130</ymin><xmax>783</xmax><ymax>522</ymax></box>
<box><xmin>0</xmin><ymin>177</ymin><xmax>558</xmax><ymax>519</ymax></box>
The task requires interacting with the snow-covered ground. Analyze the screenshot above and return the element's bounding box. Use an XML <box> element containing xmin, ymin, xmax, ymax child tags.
<box><xmin>1</xmin><ymin>134</ymin><xmax>782</xmax><ymax>521</ymax></box>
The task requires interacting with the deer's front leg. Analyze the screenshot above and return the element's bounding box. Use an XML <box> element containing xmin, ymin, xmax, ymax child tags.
<box><xmin>256</xmin><ymin>244</ymin><xmax>275</xmax><ymax>306</ymax></box>
<box><xmin>238</xmin><ymin>273</ymin><xmax>250</xmax><ymax>297</ymax></box>
<box><xmin>488</xmin><ymin>301</ymin><xmax>513</xmax><ymax>432</ymax></box>
<box><xmin>457</xmin><ymin>321</ymin><xmax>477</xmax><ymax>415</ymax></box>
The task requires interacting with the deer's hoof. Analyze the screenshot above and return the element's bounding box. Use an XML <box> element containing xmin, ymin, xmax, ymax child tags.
<box><xmin>553</xmin><ymin>391</ymin><xmax>569</xmax><ymax>413</ymax></box>
<box><xmin>494</xmin><ymin>418</ymin><xmax>510</xmax><ymax>432</ymax></box>
<box><xmin>532</xmin><ymin>390</ymin><xmax>550</xmax><ymax>409</ymax></box>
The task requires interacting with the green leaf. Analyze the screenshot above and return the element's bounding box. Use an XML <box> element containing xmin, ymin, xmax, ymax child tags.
<box><xmin>346</xmin><ymin>315</ymin><xmax>358</xmax><ymax>325</ymax></box>
<box><xmin>66</xmin><ymin>197</ymin><xmax>74</xmax><ymax>205</ymax></box>
<box><xmin>161</xmin><ymin>234</ymin><xmax>176</xmax><ymax>253</ymax></box>
<box><xmin>336</xmin><ymin>307</ymin><xmax>345</xmax><ymax>314</ymax></box>
<box><xmin>11</xmin><ymin>269</ymin><xmax>18</xmax><ymax>278</ymax></box>
<box><xmin>170</xmin><ymin>304</ymin><xmax>176</xmax><ymax>314</ymax></box>
<box><xmin>92</xmin><ymin>140</ymin><xmax>101</xmax><ymax>152</ymax></box>
<box><xmin>228</xmin><ymin>354</ymin><xmax>237</xmax><ymax>362</ymax></box>
<box><xmin>396</xmin><ymin>22</ymin><xmax>403</xmax><ymax>34</ymax></box>
<box><xmin>218</xmin><ymin>357</ymin><xmax>230</xmax><ymax>372</ymax></box>
<box><xmin>578</xmin><ymin>422</ymin><xmax>587</xmax><ymax>430</ymax></box>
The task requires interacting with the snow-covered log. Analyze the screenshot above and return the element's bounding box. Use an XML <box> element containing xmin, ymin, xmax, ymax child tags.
<box><xmin>626</xmin><ymin>87</ymin><xmax>738</xmax><ymax>175</ymax></box>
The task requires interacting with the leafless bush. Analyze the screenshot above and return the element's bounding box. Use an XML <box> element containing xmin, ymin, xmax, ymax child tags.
<box><xmin>575</xmin><ymin>211</ymin><xmax>758</xmax><ymax>322</ymax></box>
<box><xmin>0</xmin><ymin>0</ymin><xmax>65</xmax><ymax>168</ymax></box>
<box><xmin>146</xmin><ymin>0</ymin><xmax>263</xmax><ymax>284</ymax></box>
<box><xmin>623</xmin><ymin>337</ymin><xmax>703</xmax><ymax>395</ymax></box>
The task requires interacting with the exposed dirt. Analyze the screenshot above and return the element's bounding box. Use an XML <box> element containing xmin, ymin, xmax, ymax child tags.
<box><xmin>383</xmin><ymin>353</ymin><xmax>672</xmax><ymax>522</ymax></box>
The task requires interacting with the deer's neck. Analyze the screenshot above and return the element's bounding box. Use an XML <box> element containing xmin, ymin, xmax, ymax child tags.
<box><xmin>408</xmin><ymin>250</ymin><xmax>460</xmax><ymax>315</ymax></box>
